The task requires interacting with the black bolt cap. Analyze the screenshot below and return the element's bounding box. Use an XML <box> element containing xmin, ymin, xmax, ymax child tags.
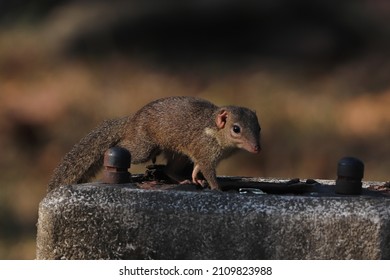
<box><xmin>336</xmin><ymin>156</ymin><xmax>364</xmax><ymax>195</ymax></box>
<box><xmin>337</xmin><ymin>156</ymin><xmax>364</xmax><ymax>180</ymax></box>
<box><xmin>104</xmin><ymin>147</ymin><xmax>131</xmax><ymax>169</ymax></box>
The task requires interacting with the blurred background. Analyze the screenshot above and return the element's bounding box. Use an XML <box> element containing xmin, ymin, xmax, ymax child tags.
<box><xmin>1</xmin><ymin>0</ymin><xmax>390</xmax><ymax>259</ymax></box>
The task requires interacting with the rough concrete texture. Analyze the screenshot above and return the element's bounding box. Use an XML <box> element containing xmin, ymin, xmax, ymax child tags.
<box><xmin>36</xmin><ymin>181</ymin><xmax>390</xmax><ymax>259</ymax></box>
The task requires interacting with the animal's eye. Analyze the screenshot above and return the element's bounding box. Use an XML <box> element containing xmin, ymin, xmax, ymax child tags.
<box><xmin>232</xmin><ymin>125</ymin><xmax>241</xmax><ymax>134</ymax></box>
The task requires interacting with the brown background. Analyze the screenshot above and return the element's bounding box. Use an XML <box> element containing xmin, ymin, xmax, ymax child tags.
<box><xmin>1</xmin><ymin>0</ymin><xmax>389</xmax><ymax>258</ymax></box>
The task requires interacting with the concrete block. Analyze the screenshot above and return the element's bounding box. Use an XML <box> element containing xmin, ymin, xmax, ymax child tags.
<box><xmin>36</xmin><ymin>179</ymin><xmax>390</xmax><ymax>259</ymax></box>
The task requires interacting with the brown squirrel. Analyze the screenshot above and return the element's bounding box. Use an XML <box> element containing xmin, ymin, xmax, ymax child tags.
<box><xmin>47</xmin><ymin>96</ymin><xmax>261</xmax><ymax>191</ymax></box>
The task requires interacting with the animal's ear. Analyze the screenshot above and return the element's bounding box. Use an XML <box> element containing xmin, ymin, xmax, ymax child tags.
<box><xmin>216</xmin><ymin>109</ymin><xmax>228</xmax><ymax>129</ymax></box>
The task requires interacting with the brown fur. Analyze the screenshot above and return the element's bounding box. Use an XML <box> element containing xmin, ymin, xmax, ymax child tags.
<box><xmin>48</xmin><ymin>96</ymin><xmax>261</xmax><ymax>191</ymax></box>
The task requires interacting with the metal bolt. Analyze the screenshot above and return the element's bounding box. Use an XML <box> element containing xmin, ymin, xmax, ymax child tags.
<box><xmin>335</xmin><ymin>157</ymin><xmax>364</xmax><ymax>195</ymax></box>
<box><xmin>102</xmin><ymin>147</ymin><xmax>131</xmax><ymax>184</ymax></box>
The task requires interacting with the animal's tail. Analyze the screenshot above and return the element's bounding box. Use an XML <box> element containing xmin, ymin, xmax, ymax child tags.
<box><xmin>47</xmin><ymin>116</ymin><xmax>130</xmax><ymax>192</ymax></box>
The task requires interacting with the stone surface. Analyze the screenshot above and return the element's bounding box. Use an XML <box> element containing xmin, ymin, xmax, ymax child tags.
<box><xmin>36</xmin><ymin>179</ymin><xmax>390</xmax><ymax>259</ymax></box>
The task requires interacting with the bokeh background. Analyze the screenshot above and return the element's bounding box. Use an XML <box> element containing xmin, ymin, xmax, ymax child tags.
<box><xmin>1</xmin><ymin>0</ymin><xmax>390</xmax><ymax>259</ymax></box>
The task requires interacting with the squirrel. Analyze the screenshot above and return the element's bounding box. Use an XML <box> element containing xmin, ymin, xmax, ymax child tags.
<box><xmin>47</xmin><ymin>96</ymin><xmax>261</xmax><ymax>191</ymax></box>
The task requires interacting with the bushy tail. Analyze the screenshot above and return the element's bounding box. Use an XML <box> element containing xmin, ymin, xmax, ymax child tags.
<box><xmin>47</xmin><ymin>116</ymin><xmax>130</xmax><ymax>192</ymax></box>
